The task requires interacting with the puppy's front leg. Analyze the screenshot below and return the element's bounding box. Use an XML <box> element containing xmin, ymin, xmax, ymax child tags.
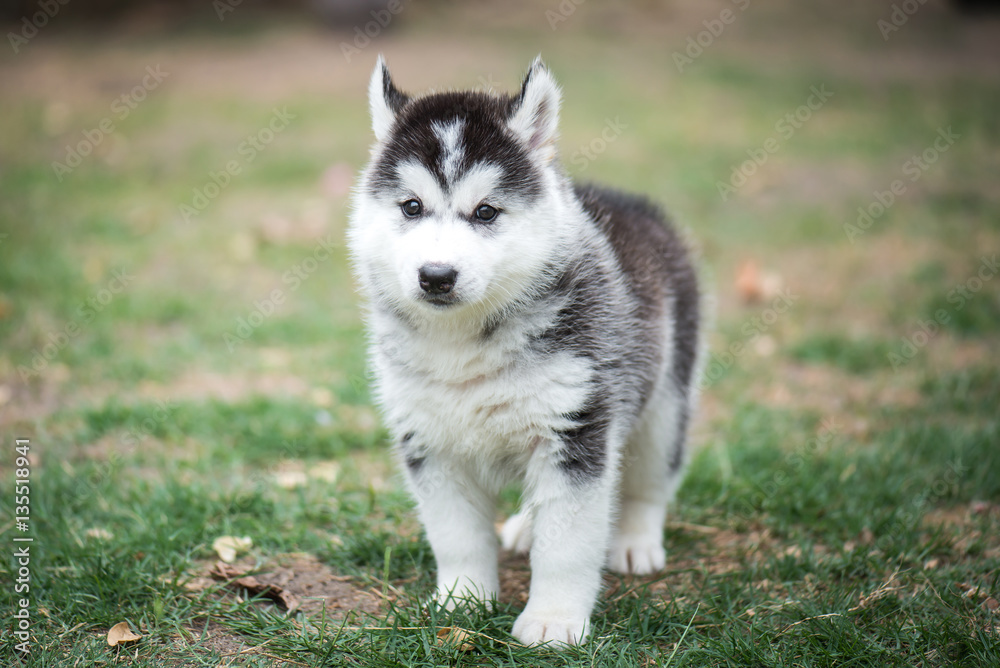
<box><xmin>512</xmin><ymin>449</ymin><xmax>615</xmax><ymax>647</ymax></box>
<box><xmin>405</xmin><ymin>454</ymin><xmax>499</xmax><ymax>607</ymax></box>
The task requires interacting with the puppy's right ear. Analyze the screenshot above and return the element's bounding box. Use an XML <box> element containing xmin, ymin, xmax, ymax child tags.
<box><xmin>369</xmin><ymin>55</ymin><xmax>409</xmax><ymax>143</ymax></box>
<box><xmin>507</xmin><ymin>56</ymin><xmax>561</xmax><ymax>164</ymax></box>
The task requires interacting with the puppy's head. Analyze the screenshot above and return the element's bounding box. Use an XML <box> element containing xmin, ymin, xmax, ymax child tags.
<box><xmin>349</xmin><ymin>57</ymin><xmax>569</xmax><ymax>321</ymax></box>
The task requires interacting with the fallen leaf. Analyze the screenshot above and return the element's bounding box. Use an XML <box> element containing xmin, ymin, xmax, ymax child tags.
<box><xmin>107</xmin><ymin>621</ymin><xmax>141</xmax><ymax>646</ymax></box>
<box><xmin>985</xmin><ymin>598</ymin><xmax>999</xmax><ymax>613</ymax></box>
<box><xmin>85</xmin><ymin>527</ymin><xmax>113</xmax><ymax>541</ymax></box>
<box><xmin>735</xmin><ymin>259</ymin><xmax>762</xmax><ymax>303</ymax></box>
<box><xmin>923</xmin><ymin>558</ymin><xmax>940</xmax><ymax>570</ymax></box>
<box><xmin>209</xmin><ymin>562</ymin><xmax>300</xmax><ymax>612</ymax></box>
<box><xmin>210</xmin><ymin>561</ymin><xmax>248</xmax><ymax>579</ymax></box>
<box><xmin>212</xmin><ymin>536</ymin><xmax>253</xmax><ymax>563</ymax></box>
<box><xmin>436</xmin><ymin>626</ymin><xmax>474</xmax><ymax>652</ymax></box>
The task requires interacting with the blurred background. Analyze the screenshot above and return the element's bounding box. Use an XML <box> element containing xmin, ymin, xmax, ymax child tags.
<box><xmin>2</xmin><ymin>0</ymin><xmax>998</xmax><ymax>437</ymax></box>
<box><xmin>1</xmin><ymin>1</ymin><xmax>999</xmax><ymax>663</ymax></box>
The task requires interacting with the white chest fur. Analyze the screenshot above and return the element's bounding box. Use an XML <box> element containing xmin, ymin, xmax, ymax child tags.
<box><xmin>370</xmin><ymin>311</ymin><xmax>594</xmax><ymax>467</ymax></box>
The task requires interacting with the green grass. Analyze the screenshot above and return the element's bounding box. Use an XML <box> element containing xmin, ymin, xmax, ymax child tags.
<box><xmin>789</xmin><ymin>333</ymin><xmax>894</xmax><ymax>374</ymax></box>
<box><xmin>2</xmin><ymin>2</ymin><xmax>1000</xmax><ymax>666</ymax></box>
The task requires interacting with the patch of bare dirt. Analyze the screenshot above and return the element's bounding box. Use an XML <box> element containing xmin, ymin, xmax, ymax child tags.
<box><xmin>188</xmin><ymin>552</ymin><xmax>382</xmax><ymax>622</ymax></box>
<box><xmin>499</xmin><ymin>552</ymin><xmax>531</xmax><ymax>606</ymax></box>
<box><xmin>0</xmin><ymin>360</ymin><xmax>71</xmax><ymax>430</ymax></box>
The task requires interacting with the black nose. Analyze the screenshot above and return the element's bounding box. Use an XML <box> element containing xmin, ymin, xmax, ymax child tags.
<box><xmin>418</xmin><ymin>264</ymin><xmax>458</xmax><ymax>295</ymax></box>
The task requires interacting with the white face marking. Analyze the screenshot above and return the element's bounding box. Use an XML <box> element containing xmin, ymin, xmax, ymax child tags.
<box><xmin>432</xmin><ymin>119</ymin><xmax>465</xmax><ymax>184</ymax></box>
<box><xmin>350</xmin><ymin>159</ymin><xmax>569</xmax><ymax>321</ymax></box>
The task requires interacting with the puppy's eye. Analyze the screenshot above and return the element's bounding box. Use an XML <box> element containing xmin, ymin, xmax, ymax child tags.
<box><xmin>475</xmin><ymin>204</ymin><xmax>498</xmax><ymax>222</ymax></box>
<box><xmin>401</xmin><ymin>199</ymin><xmax>422</xmax><ymax>217</ymax></box>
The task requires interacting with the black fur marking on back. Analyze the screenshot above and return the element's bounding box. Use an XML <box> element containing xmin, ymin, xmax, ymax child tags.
<box><xmin>564</xmin><ymin>184</ymin><xmax>700</xmax><ymax>480</ymax></box>
<box><xmin>574</xmin><ymin>183</ymin><xmax>700</xmax><ymax>401</ymax></box>
<box><xmin>531</xmin><ymin>259</ymin><xmax>626</xmax><ymax>483</ymax></box>
<box><xmin>369</xmin><ymin>92</ymin><xmax>543</xmax><ymax>203</ymax></box>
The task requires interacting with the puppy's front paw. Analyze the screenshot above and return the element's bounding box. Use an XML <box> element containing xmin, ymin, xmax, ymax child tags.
<box><xmin>512</xmin><ymin>609</ymin><xmax>589</xmax><ymax>647</ymax></box>
<box><xmin>607</xmin><ymin>533</ymin><xmax>666</xmax><ymax>575</ymax></box>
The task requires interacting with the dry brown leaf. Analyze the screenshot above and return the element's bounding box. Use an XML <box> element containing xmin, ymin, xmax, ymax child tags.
<box><xmin>85</xmin><ymin>527</ymin><xmax>113</xmax><ymax>541</ymax></box>
<box><xmin>985</xmin><ymin>598</ymin><xmax>999</xmax><ymax>613</ymax></box>
<box><xmin>212</xmin><ymin>535</ymin><xmax>252</xmax><ymax>563</ymax></box>
<box><xmin>107</xmin><ymin>621</ymin><xmax>141</xmax><ymax>647</ymax></box>
<box><xmin>735</xmin><ymin>259</ymin><xmax>762</xmax><ymax>303</ymax></box>
<box><xmin>210</xmin><ymin>561</ymin><xmax>248</xmax><ymax>579</ymax></box>
<box><xmin>436</xmin><ymin>626</ymin><xmax>474</xmax><ymax>652</ymax></box>
<box><xmin>209</xmin><ymin>562</ymin><xmax>300</xmax><ymax>612</ymax></box>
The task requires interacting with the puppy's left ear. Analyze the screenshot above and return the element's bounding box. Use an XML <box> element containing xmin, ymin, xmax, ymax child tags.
<box><xmin>369</xmin><ymin>55</ymin><xmax>409</xmax><ymax>143</ymax></box>
<box><xmin>508</xmin><ymin>57</ymin><xmax>561</xmax><ymax>162</ymax></box>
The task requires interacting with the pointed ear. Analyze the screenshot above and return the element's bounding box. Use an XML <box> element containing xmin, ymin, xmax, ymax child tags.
<box><xmin>508</xmin><ymin>57</ymin><xmax>561</xmax><ymax>162</ymax></box>
<box><xmin>369</xmin><ymin>55</ymin><xmax>409</xmax><ymax>143</ymax></box>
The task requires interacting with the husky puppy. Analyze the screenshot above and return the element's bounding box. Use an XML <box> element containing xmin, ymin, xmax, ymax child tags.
<box><xmin>347</xmin><ymin>56</ymin><xmax>701</xmax><ymax>647</ymax></box>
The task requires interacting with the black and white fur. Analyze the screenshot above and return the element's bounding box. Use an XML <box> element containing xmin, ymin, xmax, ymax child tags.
<box><xmin>347</xmin><ymin>56</ymin><xmax>701</xmax><ymax>647</ymax></box>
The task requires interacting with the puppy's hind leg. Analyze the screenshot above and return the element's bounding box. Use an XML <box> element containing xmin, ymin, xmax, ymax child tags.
<box><xmin>500</xmin><ymin>509</ymin><xmax>533</xmax><ymax>555</ymax></box>
<box><xmin>608</xmin><ymin>380</ymin><xmax>690</xmax><ymax>575</ymax></box>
